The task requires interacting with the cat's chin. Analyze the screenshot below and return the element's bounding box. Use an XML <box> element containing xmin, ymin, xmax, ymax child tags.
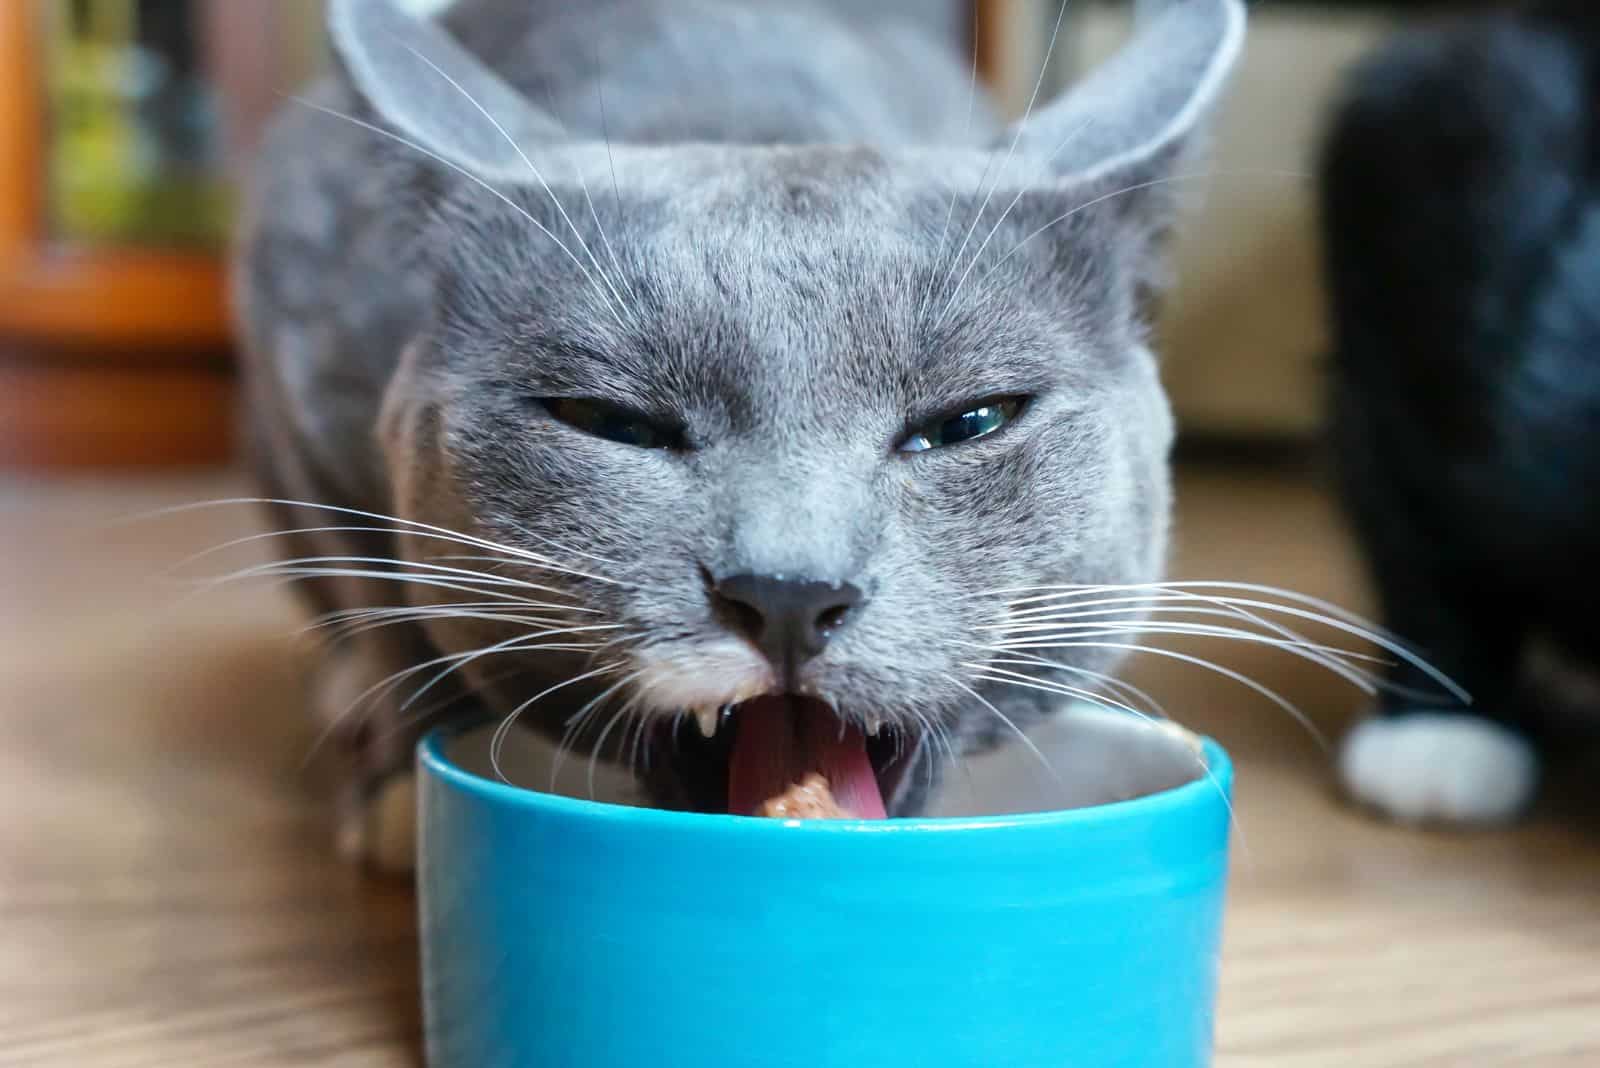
<box><xmin>639</xmin><ymin>695</ymin><xmax>924</xmax><ymax>819</ymax></box>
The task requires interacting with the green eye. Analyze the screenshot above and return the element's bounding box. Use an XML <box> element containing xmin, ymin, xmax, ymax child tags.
<box><xmin>540</xmin><ymin>398</ymin><xmax>682</xmax><ymax>450</ymax></box>
<box><xmin>899</xmin><ymin>396</ymin><xmax>1027</xmax><ymax>453</ymax></box>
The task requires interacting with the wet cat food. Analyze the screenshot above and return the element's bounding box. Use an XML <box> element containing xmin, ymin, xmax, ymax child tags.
<box><xmin>757</xmin><ymin>774</ymin><xmax>852</xmax><ymax>820</ymax></box>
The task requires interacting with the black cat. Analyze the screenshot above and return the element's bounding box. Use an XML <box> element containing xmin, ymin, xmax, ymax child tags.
<box><xmin>1322</xmin><ymin>1</ymin><xmax>1600</xmax><ymax>825</ymax></box>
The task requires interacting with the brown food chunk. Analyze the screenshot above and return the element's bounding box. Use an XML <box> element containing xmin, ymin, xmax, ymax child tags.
<box><xmin>757</xmin><ymin>773</ymin><xmax>853</xmax><ymax>820</ymax></box>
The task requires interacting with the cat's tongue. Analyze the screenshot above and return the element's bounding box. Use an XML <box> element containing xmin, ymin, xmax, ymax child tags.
<box><xmin>727</xmin><ymin>697</ymin><xmax>887</xmax><ymax>819</ymax></box>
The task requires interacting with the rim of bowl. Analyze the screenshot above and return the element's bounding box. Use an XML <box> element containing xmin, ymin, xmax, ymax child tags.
<box><xmin>418</xmin><ymin>715</ymin><xmax>1233</xmax><ymax>838</ymax></box>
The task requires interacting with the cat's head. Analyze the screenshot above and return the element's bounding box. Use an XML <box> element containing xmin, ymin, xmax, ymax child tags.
<box><xmin>331</xmin><ymin>0</ymin><xmax>1244</xmax><ymax>813</ymax></box>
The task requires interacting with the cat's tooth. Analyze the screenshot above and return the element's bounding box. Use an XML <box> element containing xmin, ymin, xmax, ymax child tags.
<box><xmin>865</xmin><ymin>715</ymin><xmax>883</xmax><ymax>738</ymax></box>
<box><xmin>694</xmin><ymin>707</ymin><xmax>720</xmax><ymax>739</ymax></box>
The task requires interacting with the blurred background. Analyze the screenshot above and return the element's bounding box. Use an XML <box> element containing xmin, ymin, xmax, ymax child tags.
<box><xmin>7</xmin><ymin>3</ymin><xmax>1598</xmax><ymax>1066</ymax></box>
<box><xmin>0</xmin><ymin>0</ymin><xmax>1470</xmax><ymax>469</ymax></box>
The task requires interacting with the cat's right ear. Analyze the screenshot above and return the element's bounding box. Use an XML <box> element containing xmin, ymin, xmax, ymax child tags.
<box><xmin>1003</xmin><ymin>0</ymin><xmax>1245</xmax><ymax>196</ymax></box>
<box><xmin>327</xmin><ymin>0</ymin><xmax>561</xmax><ymax>179</ymax></box>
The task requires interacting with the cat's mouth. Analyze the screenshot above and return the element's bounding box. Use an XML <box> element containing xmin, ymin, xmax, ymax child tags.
<box><xmin>651</xmin><ymin>696</ymin><xmax>915</xmax><ymax>818</ymax></box>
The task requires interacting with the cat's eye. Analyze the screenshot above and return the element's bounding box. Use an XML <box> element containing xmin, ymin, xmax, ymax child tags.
<box><xmin>899</xmin><ymin>396</ymin><xmax>1028</xmax><ymax>453</ymax></box>
<box><xmin>539</xmin><ymin>398</ymin><xmax>683</xmax><ymax>450</ymax></box>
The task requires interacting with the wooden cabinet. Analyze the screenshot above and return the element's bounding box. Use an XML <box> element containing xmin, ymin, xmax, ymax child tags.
<box><xmin>0</xmin><ymin>1</ymin><xmax>1001</xmax><ymax>469</ymax></box>
<box><xmin>0</xmin><ymin>1</ymin><xmax>317</xmax><ymax>468</ymax></box>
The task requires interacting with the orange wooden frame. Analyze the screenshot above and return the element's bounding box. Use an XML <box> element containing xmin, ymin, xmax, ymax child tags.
<box><xmin>974</xmin><ymin>0</ymin><xmax>1006</xmax><ymax>90</ymax></box>
<box><xmin>0</xmin><ymin>1</ymin><xmax>230</xmax><ymax>354</ymax></box>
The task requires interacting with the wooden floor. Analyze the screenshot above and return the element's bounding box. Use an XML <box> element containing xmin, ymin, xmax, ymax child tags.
<box><xmin>3</xmin><ymin>462</ymin><xmax>1597</xmax><ymax>1066</ymax></box>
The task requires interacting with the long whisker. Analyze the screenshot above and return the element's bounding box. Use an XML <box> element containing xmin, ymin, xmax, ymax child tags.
<box><xmin>309</xmin><ymin>605</ymin><xmax>575</xmax><ymax>644</ymax></box>
<box><xmin>580</xmin><ymin>676</ymin><xmax>652</xmax><ymax>798</ymax></box>
<box><xmin>975</xmin><ymin>169</ymin><xmax>1309</xmax><ymax>292</ymax></box>
<box><xmin>935</xmin><ymin>115</ymin><xmax>1097</xmax><ymax>329</ymax></box>
<box><xmin>289</xmin><ymin>96</ymin><xmax>625</xmax><ymax>327</ymax></box>
<box><xmin>426</xmin><ymin>553</ymin><xmax>647</xmax><ymax>591</ymax></box>
<box><xmin>991</xmin><ymin>604</ymin><xmax>1392</xmax><ymax>666</ymax></box>
<box><xmin>206</xmin><ymin>566</ymin><xmax>578</xmax><ymax>611</ymax></box>
<box><xmin>995</xmin><ymin>596</ymin><xmax>1395</xmax><ymax>687</ymax></box>
<box><xmin>491</xmin><ymin>662</ymin><xmax>627</xmax><ymax>784</ymax></box>
<box><xmin>992</xmin><ymin>623</ymin><xmax>1384</xmax><ymax>695</ymax></box>
<box><xmin>141</xmin><ymin>497</ymin><xmax>629</xmax><ymax>588</ymax></box>
<box><xmin>388</xmin><ymin>41</ymin><xmax>632</xmax><ymax>321</ymax></box>
<box><xmin>165</xmin><ymin>523</ymin><xmax>584</xmax><ymax>582</ymax></box>
<box><xmin>997</xmin><ymin>579</ymin><xmax>1404</xmax><ymax>641</ymax></box>
<box><xmin>935</xmin><ymin>0</ymin><xmax>1072</xmax><ymax>312</ymax></box>
<box><xmin>575</xmin><ymin>139</ymin><xmax>628</xmax><ymax>302</ymax></box>
<box><xmin>199</xmin><ymin>554</ymin><xmax>583</xmax><ymax>604</ymax></box>
<box><xmin>626</xmin><ymin>683</ymin><xmax>658</xmax><ymax>776</ymax></box>
<box><xmin>969</xmin><ymin>666</ymin><xmax>1242</xmax><ymax>846</ymax></box>
<box><xmin>595</xmin><ymin>49</ymin><xmax>625</xmax><ymax>223</ymax></box>
<box><xmin>944</xmin><ymin>675</ymin><xmax>1061</xmax><ymax>788</ymax></box>
<box><xmin>301</xmin><ymin>633</ymin><xmax>603</xmax><ymax>768</ymax></box>
<box><xmin>548</xmin><ymin>684</ymin><xmax>610</xmax><ymax>789</ymax></box>
<box><xmin>981</xmin><ymin>649</ymin><xmax>1172</xmax><ymax>721</ymax></box>
<box><xmin>972</xmin><ymin>611</ymin><xmax>1386</xmax><ymax>685</ymax></box>
<box><xmin>917</xmin><ymin>0</ymin><xmax>984</xmax><ymax>325</ymax></box>
<box><xmin>498</xmin><ymin>519</ymin><xmax>638</xmax><ymax>575</ymax></box>
<box><xmin>398</xmin><ymin>624</ymin><xmax>621</xmax><ymax>716</ymax></box>
<box><xmin>548</xmin><ymin>677</ymin><xmax>625</xmax><ymax>792</ymax></box>
<box><xmin>972</xmin><ymin>639</ymin><xmax>1330</xmax><ymax>751</ymax></box>
<box><xmin>371</xmin><ymin>663</ymin><xmax>540</xmax><ymax>746</ymax></box>
<box><xmin>978</xmin><ymin>581</ymin><xmax>1465</xmax><ymax>701</ymax></box>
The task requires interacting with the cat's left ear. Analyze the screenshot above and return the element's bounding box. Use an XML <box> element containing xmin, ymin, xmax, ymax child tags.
<box><xmin>1003</xmin><ymin>0</ymin><xmax>1245</xmax><ymax>199</ymax></box>
<box><xmin>328</xmin><ymin>0</ymin><xmax>562</xmax><ymax>180</ymax></box>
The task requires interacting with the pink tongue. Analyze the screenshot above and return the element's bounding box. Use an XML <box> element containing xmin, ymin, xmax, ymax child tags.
<box><xmin>727</xmin><ymin>697</ymin><xmax>887</xmax><ymax>819</ymax></box>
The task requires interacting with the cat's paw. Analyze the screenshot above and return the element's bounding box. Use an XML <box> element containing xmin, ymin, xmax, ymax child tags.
<box><xmin>1339</xmin><ymin>713</ymin><xmax>1538</xmax><ymax>827</ymax></box>
<box><xmin>337</xmin><ymin>773</ymin><xmax>418</xmax><ymax>874</ymax></box>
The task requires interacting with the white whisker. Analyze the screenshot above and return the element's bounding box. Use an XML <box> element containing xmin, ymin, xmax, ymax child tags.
<box><xmin>310</xmin><ymin>606</ymin><xmax>574</xmax><ymax>644</ymax></box>
<box><xmin>547</xmin><ymin>668</ymin><xmax>652</xmax><ymax>792</ymax></box>
<box><xmin>977</xmin><ymin>580</ymin><xmax>1464</xmax><ymax>701</ymax></box>
<box><xmin>933</xmin><ymin>0</ymin><xmax>1071</xmax><ymax>318</ymax></box>
<box><xmin>968</xmin><ymin>666</ymin><xmax>1242</xmax><ymax>846</ymax></box>
<box><xmin>491</xmin><ymin>662</ymin><xmax>627</xmax><ymax>784</ymax></box>
<box><xmin>581</xmin><ymin>677</ymin><xmax>651</xmax><ymax>799</ymax></box>
<box><xmin>991</xmin><ymin>603</ymin><xmax>1392</xmax><ymax>666</ymax></box>
<box><xmin>197</xmin><ymin>554</ymin><xmax>584</xmax><ymax>605</ymax></box>
<box><xmin>944</xmin><ymin>675</ymin><xmax>1061</xmax><ymax>788</ymax></box>
<box><xmin>399</xmin><ymin>624</ymin><xmax>623</xmax><ymax>715</ymax></box>
<box><xmin>936</xmin><ymin>115</ymin><xmax>1097</xmax><ymax>329</ymax></box>
<box><xmin>975</xmin><ymin>169</ymin><xmax>1309</xmax><ymax>292</ymax></box>
<box><xmin>425</xmin><ymin>552</ymin><xmax>644</xmax><ymax>591</ymax></box>
<box><xmin>917</xmin><ymin>0</ymin><xmax>984</xmax><ymax>326</ymax></box>
<box><xmin>979</xmin><ymin>649</ymin><xmax>1171</xmax><ymax>721</ymax></box>
<box><xmin>142</xmin><ymin>497</ymin><xmax>633</xmax><ymax>590</ymax></box>
<box><xmin>993</xmin><ymin>622</ymin><xmax>1383</xmax><ymax>695</ymax></box>
<box><xmin>289</xmin><ymin>97</ymin><xmax>626</xmax><ymax>327</ymax></box>
<box><xmin>387</xmin><ymin>42</ymin><xmax>633</xmax><ymax>322</ymax></box>
<box><xmin>973</xmin><ymin>638</ymin><xmax>1329</xmax><ymax>751</ymax></box>
<box><xmin>302</xmin><ymin>633</ymin><xmax>602</xmax><ymax>767</ymax></box>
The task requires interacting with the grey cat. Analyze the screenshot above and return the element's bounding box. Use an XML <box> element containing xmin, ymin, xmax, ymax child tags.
<box><xmin>234</xmin><ymin>0</ymin><xmax>1245</xmax><ymax>867</ymax></box>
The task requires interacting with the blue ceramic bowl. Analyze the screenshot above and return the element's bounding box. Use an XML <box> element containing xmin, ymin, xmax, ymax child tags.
<box><xmin>417</xmin><ymin>704</ymin><xmax>1233</xmax><ymax>1068</ymax></box>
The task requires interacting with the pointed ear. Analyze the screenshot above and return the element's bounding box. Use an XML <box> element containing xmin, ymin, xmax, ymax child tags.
<box><xmin>327</xmin><ymin>0</ymin><xmax>561</xmax><ymax>178</ymax></box>
<box><xmin>1004</xmin><ymin>0</ymin><xmax>1245</xmax><ymax>188</ymax></box>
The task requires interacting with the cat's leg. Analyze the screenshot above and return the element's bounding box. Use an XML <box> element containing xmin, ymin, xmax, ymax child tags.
<box><xmin>1337</xmin><ymin>581</ymin><xmax>1538</xmax><ymax>827</ymax></box>
<box><xmin>1333</xmin><ymin>438</ymin><xmax>1538</xmax><ymax>826</ymax></box>
<box><xmin>309</xmin><ymin>644</ymin><xmax>414</xmax><ymax>874</ymax></box>
<box><xmin>1337</xmin><ymin>534</ymin><xmax>1536</xmax><ymax>824</ymax></box>
<box><xmin>252</xmin><ymin>470</ymin><xmax>448</xmax><ymax>869</ymax></box>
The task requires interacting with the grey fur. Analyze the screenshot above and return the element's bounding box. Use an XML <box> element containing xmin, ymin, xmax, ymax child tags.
<box><xmin>235</xmin><ymin>0</ymin><xmax>1244</xmax><ymax>819</ymax></box>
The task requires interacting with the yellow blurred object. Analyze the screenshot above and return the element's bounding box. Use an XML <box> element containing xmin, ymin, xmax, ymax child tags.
<box><xmin>43</xmin><ymin>0</ymin><xmax>230</xmax><ymax>248</ymax></box>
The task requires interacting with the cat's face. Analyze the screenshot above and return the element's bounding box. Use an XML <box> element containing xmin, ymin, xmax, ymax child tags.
<box><xmin>332</xmin><ymin>0</ymin><xmax>1242</xmax><ymax>812</ymax></box>
<box><xmin>379</xmin><ymin>148</ymin><xmax>1173</xmax><ymax>810</ymax></box>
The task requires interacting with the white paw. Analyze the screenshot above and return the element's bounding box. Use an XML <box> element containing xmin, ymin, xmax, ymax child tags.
<box><xmin>338</xmin><ymin>774</ymin><xmax>417</xmax><ymax>874</ymax></box>
<box><xmin>1339</xmin><ymin>714</ymin><xmax>1538</xmax><ymax>827</ymax></box>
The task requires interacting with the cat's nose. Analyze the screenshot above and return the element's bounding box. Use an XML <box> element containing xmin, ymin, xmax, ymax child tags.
<box><xmin>712</xmin><ymin>574</ymin><xmax>863</xmax><ymax>676</ymax></box>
